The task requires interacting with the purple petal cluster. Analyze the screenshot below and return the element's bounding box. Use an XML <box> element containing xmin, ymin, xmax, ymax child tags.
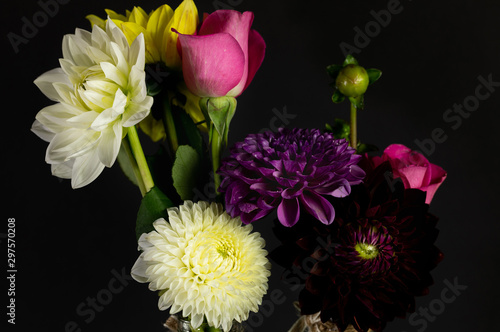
<box><xmin>218</xmin><ymin>128</ymin><xmax>365</xmax><ymax>227</ymax></box>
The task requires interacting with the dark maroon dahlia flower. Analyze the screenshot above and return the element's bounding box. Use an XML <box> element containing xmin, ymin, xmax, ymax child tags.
<box><xmin>218</xmin><ymin>128</ymin><xmax>365</xmax><ymax>226</ymax></box>
<box><xmin>270</xmin><ymin>160</ymin><xmax>443</xmax><ymax>332</ymax></box>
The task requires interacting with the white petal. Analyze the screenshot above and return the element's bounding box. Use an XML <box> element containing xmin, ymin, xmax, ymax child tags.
<box><xmin>31</xmin><ymin>120</ymin><xmax>55</xmax><ymax>142</ymax></box>
<box><xmin>100</xmin><ymin>62</ymin><xmax>127</xmax><ymax>87</ymax></box>
<box><xmin>129</xmin><ymin>33</ymin><xmax>145</xmax><ymax>69</ymax></box>
<box><xmin>34</xmin><ymin>68</ymin><xmax>71</xmax><ymax>102</ymax></box>
<box><xmin>97</xmin><ymin>122</ymin><xmax>122</xmax><ymax>167</ymax></box>
<box><xmin>106</xmin><ymin>19</ymin><xmax>128</xmax><ymax>51</ymax></box>
<box><xmin>71</xmin><ymin>150</ymin><xmax>105</xmax><ymax>188</ymax></box>
<box><xmin>74</xmin><ymin>28</ymin><xmax>92</xmax><ymax>45</ymax></box>
<box><xmin>127</xmin><ymin>66</ymin><xmax>147</xmax><ymax>100</ymax></box>
<box><xmin>51</xmin><ymin>160</ymin><xmax>74</xmax><ymax>179</ymax></box>
<box><xmin>109</xmin><ymin>41</ymin><xmax>129</xmax><ymax>74</ymax></box>
<box><xmin>131</xmin><ymin>256</ymin><xmax>150</xmax><ymax>283</ymax></box>
<box><xmin>46</xmin><ymin>128</ymin><xmax>98</xmax><ymax>163</ymax></box>
<box><xmin>67</xmin><ymin>34</ymin><xmax>93</xmax><ymax>67</ymax></box>
<box><xmin>122</xmin><ymin>98</ymin><xmax>152</xmax><ymax>127</ymax></box>
<box><xmin>90</xmin><ymin>108</ymin><xmax>118</xmax><ymax>131</ymax></box>
<box><xmin>67</xmin><ymin>111</ymin><xmax>99</xmax><ymax>129</ymax></box>
<box><xmin>35</xmin><ymin>103</ymin><xmax>81</xmax><ymax>133</ymax></box>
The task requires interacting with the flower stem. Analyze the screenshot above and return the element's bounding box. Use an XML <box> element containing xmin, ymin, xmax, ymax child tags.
<box><xmin>163</xmin><ymin>97</ymin><xmax>179</xmax><ymax>155</ymax></box>
<box><xmin>122</xmin><ymin>138</ymin><xmax>147</xmax><ymax>196</ymax></box>
<box><xmin>350</xmin><ymin>102</ymin><xmax>357</xmax><ymax>150</ymax></box>
<box><xmin>127</xmin><ymin>125</ymin><xmax>154</xmax><ymax>194</ymax></box>
<box><xmin>211</xmin><ymin>129</ymin><xmax>222</xmax><ymax>199</ymax></box>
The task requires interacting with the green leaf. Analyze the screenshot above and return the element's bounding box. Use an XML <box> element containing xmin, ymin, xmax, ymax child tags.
<box><xmin>326</xmin><ymin>64</ymin><xmax>343</xmax><ymax>79</ymax></box>
<box><xmin>366</xmin><ymin>68</ymin><xmax>382</xmax><ymax>85</ymax></box>
<box><xmin>332</xmin><ymin>89</ymin><xmax>345</xmax><ymax>103</ymax></box>
<box><xmin>117</xmin><ymin>143</ymin><xmax>139</xmax><ymax>187</ymax></box>
<box><xmin>343</xmin><ymin>55</ymin><xmax>359</xmax><ymax>66</ymax></box>
<box><xmin>136</xmin><ymin>186</ymin><xmax>174</xmax><ymax>239</ymax></box>
<box><xmin>172</xmin><ymin>145</ymin><xmax>201</xmax><ymax>200</ymax></box>
<box><xmin>172</xmin><ymin>105</ymin><xmax>204</xmax><ymax>159</ymax></box>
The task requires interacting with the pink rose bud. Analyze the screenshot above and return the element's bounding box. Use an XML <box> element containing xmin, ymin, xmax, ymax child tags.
<box><xmin>176</xmin><ymin>10</ymin><xmax>265</xmax><ymax>98</ymax></box>
<box><xmin>375</xmin><ymin>144</ymin><xmax>447</xmax><ymax>204</ymax></box>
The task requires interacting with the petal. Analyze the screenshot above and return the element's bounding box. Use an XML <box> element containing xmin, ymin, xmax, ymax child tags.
<box><xmin>147</xmin><ymin>4</ymin><xmax>174</xmax><ymax>49</ymax></box>
<box><xmin>177</xmin><ymin>32</ymin><xmax>245</xmax><ymax>97</ymax></box>
<box><xmin>31</xmin><ymin>120</ymin><xmax>55</xmax><ymax>142</ymax></box>
<box><xmin>34</xmin><ymin>68</ymin><xmax>71</xmax><ymax>102</ymax></box>
<box><xmin>46</xmin><ymin>128</ymin><xmax>98</xmax><ymax>163</ymax></box>
<box><xmin>100</xmin><ymin>62</ymin><xmax>127</xmax><ymax>87</ymax></box>
<box><xmin>243</xmin><ymin>29</ymin><xmax>265</xmax><ymax>93</ymax></box>
<box><xmin>397</xmin><ymin>165</ymin><xmax>428</xmax><ymax>189</ymax></box>
<box><xmin>277</xmin><ymin>198</ymin><xmax>300</xmax><ymax>227</ymax></box>
<box><xmin>163</xmin><ymin>0</ymin><xmax>198</xmax><ymax>68</ymax></box>
<box><xmin>51</xmin><ymin>160</ymin><xmax>74</xmax><ymax>179</ymax></box>
<box><xmin>35</xmin><ymin>103</ymin><xmax>81</xmax><ymax>134</ymax></box>
<box><xmin>97</xmin><ymin>122</ymin><xmax>122</xmax><ymax>167</ymax></box>
<box><xmin>199</xmin><ymin>11</ymin><xmax>254</xmax><ymax>96</ymax></box>
<box><xmin>71</xmin><ymin>149</ymin><xmax>106</xmax><ymax>188</ymax></box>
<box><xmin>300</xmin><ymin>191</ymin><xmax>335</xmax><ymax>225</ymax></box>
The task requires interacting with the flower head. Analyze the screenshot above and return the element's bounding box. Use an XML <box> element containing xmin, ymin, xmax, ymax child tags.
<box><xmin>369</xmin><ymin>144</ymin><xmax>447</xmax><ymax>204</ymax></box>
<box><xmin>87</xmin><ymin>1</ymin><xmax>199</xmax><ymax>68</ymax></box>
<box><xmin>131</xmin><ymin>201</ymin><xmax>270</xmax><ymax>331</ymax></box>
<box><xmin>32</xmin><ymin>20</ymin><xmax>153</xmax><ymax>188</ymax></box>
<box><xmin>271</xmin><ymin>160</ymin><xmax>443</xmax><ymax>332</ymax></box>
<box><xmin>176</xmin><ymin>9</ymin><xmax>266</xmax><ymax>97</ymax></box>
<box><xmin>218</xmin><ymin>128</ymin><xmax>365</xmax><ymax>227</ymax></box>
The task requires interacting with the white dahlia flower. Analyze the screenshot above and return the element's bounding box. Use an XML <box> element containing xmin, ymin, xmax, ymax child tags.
<box><xmin>32</xmin><ymin>19</ymin><xmax>153</xmax><ymax>188</ymax></box>
<box><xmin>131</xmin><ymin>201</ymin><xmax>271</xmax><ymax>331</ymax></box>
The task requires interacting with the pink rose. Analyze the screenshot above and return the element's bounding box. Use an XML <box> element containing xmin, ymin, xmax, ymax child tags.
<box><xmin>372</xmin><ymin>144</ymin><xmax>447</xmax><ymax>204</ymax></box>
<box><xmin>176</xmin><ymin>10</ymin><xmax>265</xmax><ymax>97</ymax></box>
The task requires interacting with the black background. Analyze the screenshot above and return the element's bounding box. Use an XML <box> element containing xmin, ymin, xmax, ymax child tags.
<box><xmin>3</xmin><ymin>0</ymin><xmax>500</xmax><ymax>331</ymax></box>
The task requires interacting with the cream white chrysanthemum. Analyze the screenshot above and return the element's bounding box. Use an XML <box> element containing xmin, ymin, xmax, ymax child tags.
<box><xmin>31</xmin><ymin>19</ymin><xmax>153</xmax><ymax>188</ymax></box>
<box><xmin>131</xmin><ymin>201</ymin><xmax>271</xmax><ymax>331</ymax></box>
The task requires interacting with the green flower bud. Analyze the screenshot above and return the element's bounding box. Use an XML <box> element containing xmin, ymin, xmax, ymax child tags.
<box><xmin>335</xmin><ymin>64</ymin><xmax>369</xmax><ymax>98</ymax></box>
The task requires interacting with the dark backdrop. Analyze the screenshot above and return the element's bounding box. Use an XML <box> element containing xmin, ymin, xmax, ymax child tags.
<box><xmin>3</xmin><ymin>0</ymin><xmax>500</xmax><ymax>331</ymax></box>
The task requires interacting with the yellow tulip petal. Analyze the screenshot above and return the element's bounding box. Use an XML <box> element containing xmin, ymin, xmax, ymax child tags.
<box><xmin>147</xmin><ymin>4</ymin><xmax>174</xmax><ymax>55</ymax></box>
<box><xmin>129</xmin><ymin>7</ymin><xmax>149</xmax><ymax>28</ymax></box>
<box><xmin>162</xmin><ymin>0</ymin><xmax>199</xmax><ymax>68</ymax></box>
<box><xmin>104</xmin><ymin>9</ymin><xmax>128</xmax><ymax>21</ymax></box>
<box><xmin>86</xmin><ymin>14</ymin><xmax>106</xmax><ymax>29</ymax></box>
<box><xmin>121</xmin><ymin>22</ymin><xmax>160</xmax><ymax>64</ymax></box>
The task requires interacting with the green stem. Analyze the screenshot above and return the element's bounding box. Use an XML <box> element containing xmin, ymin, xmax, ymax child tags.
<box><xmin>127</xmin><ymin>125</ymin><xmax>154</xmax><ymax>194</ymax></box>
<box><xmin>163</xmin><ymin>97</ymin><xmax>179</xmax><ymax>155</ymax></box>
<box><xmin>350</xmin><ymin>102</ymin><xmax>357</xmax><ymax>150</ymax></box>
<box><xmin>211</xmin><ymin>128</ymin><xmax>222</xmax><ymax>199</ymax></box>
<box><xmin>122</xmin><ymin>138</ymin><xmax>147</xmax><ymax>196</ymax></box>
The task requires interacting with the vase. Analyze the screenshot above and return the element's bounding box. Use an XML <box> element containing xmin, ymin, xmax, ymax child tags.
<box><xmin>173</xmin><ymin>317</ymin><xmax>245</xmax><ymax>332</ymax></box>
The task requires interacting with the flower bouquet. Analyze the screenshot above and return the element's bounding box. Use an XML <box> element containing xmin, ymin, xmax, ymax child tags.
<box><xmin>31</xmin><ymin>1</ymin><xmax>446</xmax><ymax>331</ymax></box>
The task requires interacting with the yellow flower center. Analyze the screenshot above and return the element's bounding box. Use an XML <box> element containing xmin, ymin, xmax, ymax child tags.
<box><xmin>355</xmin><ymin>243</ymin><xmax>379</xmax><ymax>260</ymax></box>
<box><xmin>215</xmin><ymin>237</ymin><xmax>237</xmax><ymax>261</ymax></box>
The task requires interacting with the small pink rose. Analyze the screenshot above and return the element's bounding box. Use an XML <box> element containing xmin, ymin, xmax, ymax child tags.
<box><xmin>374</xmin><ymin>144</ymin><xmax>447</xmax><ymax>204</ymax></box>
<box><xmin>176</xmin><ymin>10</ymin><xmax>265</xmax><ymax>98</ymax></box>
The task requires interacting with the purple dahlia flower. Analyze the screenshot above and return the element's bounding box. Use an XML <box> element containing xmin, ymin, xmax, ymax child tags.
<box><xmin>218</xmin><ymin>128</ymin><xmax>365</xmax><ymax>226</ymax></box>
